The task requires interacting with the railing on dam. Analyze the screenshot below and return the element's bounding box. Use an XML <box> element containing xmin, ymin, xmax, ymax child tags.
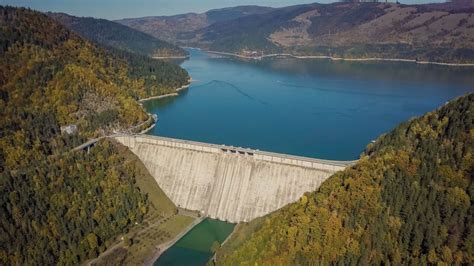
<box><xmin>114</xmin><ymin>134</ymin><xmax>357</xmax><ymax>170</ymax></box>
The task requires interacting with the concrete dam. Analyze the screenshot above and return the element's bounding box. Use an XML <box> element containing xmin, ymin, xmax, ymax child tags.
<box><xmin>114</xmin><ymin>135</ymin><xmax>356</xmax><ymax>223</ymax></box>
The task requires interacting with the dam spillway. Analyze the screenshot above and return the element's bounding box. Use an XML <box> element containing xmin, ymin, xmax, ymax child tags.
<box><xmin>114</xmin><ymin>135</ymin><xmax>356</xmax><ymax>223</ymax></box>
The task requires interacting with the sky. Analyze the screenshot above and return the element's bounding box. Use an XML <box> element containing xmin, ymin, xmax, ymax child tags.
<box><xmin>1</xmin><ymin>0</ymin><xmax>446</xmax><ymax>20</ymax></box>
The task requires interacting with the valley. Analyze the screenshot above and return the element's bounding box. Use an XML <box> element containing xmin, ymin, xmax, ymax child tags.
<box><xmin>0</xmin><ymin>1</ymin><xmax>473</xmax><ymax>266</ymax></box>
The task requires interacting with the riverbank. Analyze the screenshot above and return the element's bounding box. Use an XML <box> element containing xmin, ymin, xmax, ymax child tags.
<box><xmin>153</xmin><ymin>218</ymin><xmax>236</xmax><ymax>266</ymax></box>
<box><xmin>210</xmin><ymin>224</ymin><xmax>237</xmax><ymax>264</ymax></box>
<box><xmin>86</xmin><ymin>215</ymin><xmax>194</xmax><ymax>266</ymax></box>
<box><xmin>205</xmin><ymin>50</ymin><xmax>474</xmax><ymax>67</ymax></box>
<box><xmin>146</xmin><ymin>217</ymin><xmax>205</xmax><ymax>266</ymax></box>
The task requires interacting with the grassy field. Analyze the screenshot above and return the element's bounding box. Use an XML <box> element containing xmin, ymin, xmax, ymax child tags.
<box><xmin>119</xmin><ymin>141</ymin><xmax>177</xmax><ymax>218</ymax></box>
<box><xmin>89</xmin><ymin>142</ymin><xmax>195</xmax><ymax>265</ymax></box>
<box><xmin>126</xmin><ymin>215</ymin><xmax>195</xmax><ymax>263</ymax></box>
<box><xmin>92</xmin><ymin>215</ymin><xmax>195</xmax><ymax>265</ymax></box>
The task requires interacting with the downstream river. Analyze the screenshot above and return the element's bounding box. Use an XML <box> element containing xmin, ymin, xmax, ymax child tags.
<box><xmin>155</xmin><ymin>219</ymin><xmax>235</xmax><ymax>266</ymax></box>
<box><xmin>144</xmin><ymin>48</ymin><xmax>473</xmax><ymax>160</ymax></box>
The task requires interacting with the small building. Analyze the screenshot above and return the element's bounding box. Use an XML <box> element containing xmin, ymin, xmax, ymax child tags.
<box><xmin>60</xmin><ymin>124</ymin><xmax>77</xmax><ymax>135</ymax></box>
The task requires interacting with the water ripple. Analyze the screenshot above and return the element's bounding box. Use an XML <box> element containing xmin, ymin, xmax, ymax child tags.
<box><xmin>277</xmin><ymin>81</ymin><xmax>407</xmax><ymax>98</ymax></box>
<box><xmin>202</xmin><ymin>80</ymin><xmax>269</xmax><ymax>106</ymax></box>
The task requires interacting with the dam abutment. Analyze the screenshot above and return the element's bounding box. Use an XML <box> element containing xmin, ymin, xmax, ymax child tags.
<box><xmin>114</xmin><ymin>135</ymin><xmax>356</xmax><ymax>223</ymax></box>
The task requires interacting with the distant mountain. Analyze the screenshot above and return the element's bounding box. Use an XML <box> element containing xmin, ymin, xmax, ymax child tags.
<box><xmin>49</xmin><ymin>12</ymin><xmax>187</xmax><ymax>57</ymax></box>
<box><xmin>216</xmin><ymin>93</ymin><xmax>474</xmax><ymax>265</ymax></box>
<box><xmin>120</xmin><ymin>2</ymin><xmax>474</xmax><ymax>63</ymax></box>
<box><xmin>116</xmin><ymin>5</ymin><xmax>275</xmax><ymax>44</ymax></box>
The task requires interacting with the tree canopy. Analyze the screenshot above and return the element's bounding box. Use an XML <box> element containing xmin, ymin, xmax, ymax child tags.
<box><xmin>0</xmin><ymin>6</ymin><xmax>184</xmax><ymax>264</ymax></box>
<box><xmin>48</xmin><ymin>12</ymin><xmax>188</xmax><ymax>58</ymax></box>
<box><xmin>216</xmin><ymin>94</ymin><xmax>474</xmax><ymax>265</ymax></box>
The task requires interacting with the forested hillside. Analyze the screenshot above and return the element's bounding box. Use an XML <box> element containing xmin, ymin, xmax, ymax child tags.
<box><xmin>111</xmin><ymin>47</ymin><xmax>189</xmax><ymax>98</ymax></box>
<box><xmin>216</xmin><ymin>94</ymin><xmax>474</xmax><ymax>265</ymax></box>
<box><xmin>199</xmin><ymin>2</ymin><xmax>474</xmax><ymax>63</ymax></box>
<box><xmin>1</xmin><ymin>6</ymin><xmax>188</xmax><ymax>139</ymax></box>
<box><xmin>0</xmin><ymin>6</ymin><xmax>181</xmax><ymax>264</ymax></box>
<box><xmin>49</xmin><ymin>12</ymin><xmax>188</xmax><ymax>57</ymax></box>
<box><xmin>0</xmin><ymin>140</ymin><xmax>150</xmax><ymax>264</ymax></box>
<box><xmin>116</xmin><ymin>5</ymin><xmax>274</xmax><ymax>44</ymax></box>
<box><xmin>47</xmin><ymin>13</ymin><xmax>190</xmax><ymax>99</ymax></box>
<box><xmin>122</xmin><ymin>2</ymin><xmax>474</xmax><ymax>63</ymax></box>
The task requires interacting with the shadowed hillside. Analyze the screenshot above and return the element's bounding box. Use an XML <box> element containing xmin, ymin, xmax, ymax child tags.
<box><xmin>49</xmin><ymin>12</ymin><xmax>188</xmax><ymax>57</ymax></box>
<box><xmin>116</xmin><ymin>5</ymin><xmax>275</xmax><ymax>43</ymax></box>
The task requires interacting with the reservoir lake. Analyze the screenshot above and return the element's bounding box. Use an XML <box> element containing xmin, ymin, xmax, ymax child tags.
<box><xmin>147</xmin><ymin>49</ymin><xmax>473</xmax><ymax>265</ymax></box>
<box><xmin>144</xmin><ymin>48</ymin><xmax>474</xmax><ymax>160</ymax></box>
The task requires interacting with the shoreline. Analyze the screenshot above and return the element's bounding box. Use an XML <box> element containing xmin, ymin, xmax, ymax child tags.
<box><xmin>138</xmin><ymin>92</ymin><xmax>179</xmax><ymax>102</ymax></box>
<box><xmin>138</xmin><ymin>114</ymin><xmax>157</xmax><ymax>134</ymax></box>
<box><xmin>139</xmin><ymin>80</ymin><xmax>192</xmax><ymax>103</ymax></box>
<box><xmin>211</xmin><ymin>225</ymin><xmax>237</xmax><ymax>264</ymax></box>
<box><xmin>152</xmin><ymin>55</ymin><xmax>189</xmax><ymax>59</ymax></box>
<box><xmin>134</xmin><ymin>81</ymin><xmax>193</xmax><ymax>134</ymax></box>
<box><xmin>204</xmin><ymin>50</ymin><xmax>474</xmax><ymax>67</ymax></box>
<box><xmin>145</xmin><ymin>217</ymin><xmax>205</xmax><ymax>266</ymax></box>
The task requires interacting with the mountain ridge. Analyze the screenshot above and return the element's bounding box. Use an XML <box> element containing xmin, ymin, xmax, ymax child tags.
<box><xmin>49</xmin><ymin>12</ymin><xmax>187</xmax><ymax>57</ymax></box>
<box><xmin>116</xmin><ymin>5</ymin><xmax>275</xmax><ymax>44</ymax></box>
<box><xmin>119</xmin><ymin>2</ymin><xmax>474</xmax><ymax>63</ymax></box>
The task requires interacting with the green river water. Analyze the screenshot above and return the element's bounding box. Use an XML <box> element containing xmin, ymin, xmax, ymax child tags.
<box><xmin>154</xmin><ymin>219</ymin><xmax>235</xmax><ymax>266</ymax></box>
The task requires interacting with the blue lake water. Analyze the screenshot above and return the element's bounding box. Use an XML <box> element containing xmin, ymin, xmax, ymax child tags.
<box><xmin>144</xmin><ymin>48</ymin><xmax>473</xmax><ymax>160</ymax></box>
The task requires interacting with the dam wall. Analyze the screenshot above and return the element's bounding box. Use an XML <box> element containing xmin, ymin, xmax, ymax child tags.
<box><xmin>114</xmin><ymin>135</ymin><xmax>355</xmax><ymax>223</ymax></box>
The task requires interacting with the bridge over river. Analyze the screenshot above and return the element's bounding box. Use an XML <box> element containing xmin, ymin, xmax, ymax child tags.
<box><xmin>114</xmin><ymin>135</ymin><xmax>356</xmax><ymax>223</ymax></box>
